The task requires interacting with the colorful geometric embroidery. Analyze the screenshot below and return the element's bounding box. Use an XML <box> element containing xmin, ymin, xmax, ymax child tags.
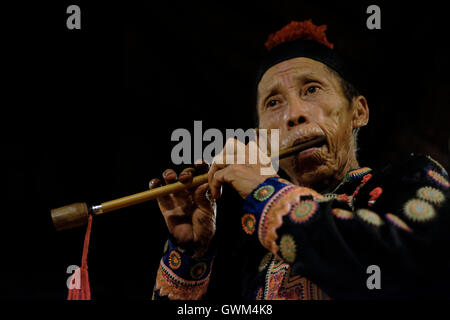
<box><xmin>332</xmin><ymin>208</ymin><xmax>354</xmax><ymax>220</ymax></box>
<box><xmin>258</xmin><ymin>185</ymin><xmax>321</xmax><ymax>254</ymax></box>
<box><xmin>416</xmin><ymin>186</ymin><xmax>445</xmax><ymax>205</ymax></box>
<box><xmin>427</xmin><ymin>169</ymin><xmax>449</xmax><ymax>188</ymax></box>
<box><xmin>259</xmin><ymin>252</ymin><xmax>273</xmax><ymax>272</ymax></box>
<box><xmin>361</xmin><ymin>173</ymin><xmax>373</xmax><ymax>185</ymax></box>
<box><xmin>190</xmin><ymin>262</ymin><xmax>208</xmax><ymax>280</ymax></box>
<box><xmin>385</xmin><ymin>213</ymin><xmax>412</xmax><ymax>232</ymax></box>
<box><xmin>279</xmin><ymin>234</ymin><xmax>297</xmax><ymax>263</ymax></box>
<box><xmin>403</xmin><ymin>199</ymin><xmax>436</xmax><ymax>222</ymax></box>
<box><xmin>258</xmin><ymin>185</ymin><xmax>297</xmax><ymax>253</ymax></box>
<box><xmin>427</xmin><ymin>155</ymin><xmax>448</xmax><ymax>176</ymax></box>
<box><xmin>336</xmin><ymin>193</ymin><xmax>350</xmax><ymax>202</ymax></box>
<box><xmin>352</xmin><ymin>174</ymin><xmax>373</xmax><ymax>198</ymax></box>
<box><xmin>316</xmin><ymin>193</ymin><xmax>338</xmax><ymax>202</ymax></box>
<box><xmin>263</xmin><ymin>259</ymin><xmax>328</xmax><ymax>300</ymax></box>
<box><xmin>242</xmin><ymin>213</ymin><xmax>257</xmax><ymax>235</ymax></box>
<box><xmin>168</xmin><ymin>250</ymin><xmax>181</xmax><ymax>270</ymax></box>
<box><xmin>155</xmin><ymin>260</ymin><xmax>211</xmax><ymax>300</ymax></box>
<box><xmin>254</xmin><ymin>185</ymin><xmax>276</xmax><ymax>201</ymax></box>
<box><xmin>344</xmin><ymin>167</ymin><xmax>372</xmax><ymax>182</ymax></box>
<box><xmin>356</xmin><ymin>209</ymin><xmax>383</xmax><ymax>226</ymax></box>
<box><xmin>255</xmin><ymin>287</ymin><xmax>264</xmax><ymax>300</ymax></box>
<box><xmin>336</xmin><ymin>193</ymin><xmax>354</xmax><ymax>209</ymax></box>
<box><xmin>289</xmin><ymin>200</ymin><xmax>318</xmax><ymax>223</ymax></box>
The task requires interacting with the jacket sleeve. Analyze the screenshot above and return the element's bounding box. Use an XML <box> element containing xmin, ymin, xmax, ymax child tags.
<box><xmin>241</xmin><ymin>155</ymin><xmax>450</xmax><ymax>298</ymax></box>
<box><xmin>152</xmin><ymin>238</ymin><xmax>215</xmax><ymax>300</ymax></box>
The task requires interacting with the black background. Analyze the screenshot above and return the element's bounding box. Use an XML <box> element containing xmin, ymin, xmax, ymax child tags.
<box><xmin>2</xmin><ymin>0</ymin><xmax>449</xmax><ymax>300</ymax></box>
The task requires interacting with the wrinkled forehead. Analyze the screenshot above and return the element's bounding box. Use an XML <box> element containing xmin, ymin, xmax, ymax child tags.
<box><xmin>257</xmin><ymin>57</ymin><xmax>331</xmax><ymax>96</ymax></box>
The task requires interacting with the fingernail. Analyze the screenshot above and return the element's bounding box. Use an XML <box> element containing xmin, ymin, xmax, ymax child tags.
<box><xmin>179</xmin><ymin>172</ymin><xmax>191</xmax><ymax>177</ymax></box>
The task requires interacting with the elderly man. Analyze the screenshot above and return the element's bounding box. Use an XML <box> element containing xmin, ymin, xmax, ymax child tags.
<box><xmin>150</xmin><ymin>21</ymin><xmax>450</xmax><ymax>300</ymax></box>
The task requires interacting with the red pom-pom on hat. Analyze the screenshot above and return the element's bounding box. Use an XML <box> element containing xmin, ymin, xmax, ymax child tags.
<box><xmin>264</xmin><ymin>20</ymin><xmax>334</xmax><ymax>51</ymax></box>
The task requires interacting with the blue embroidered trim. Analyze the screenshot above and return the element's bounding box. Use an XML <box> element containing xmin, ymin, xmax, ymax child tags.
<box><xmin>162</xmin><ymin>239</ymin><xmax>215</xmax><ymax>281</ymax></box>
<box><xmin>242</xmin><ymin>177</ymin><xmax>291</xmax><ymax>236</ymax></box>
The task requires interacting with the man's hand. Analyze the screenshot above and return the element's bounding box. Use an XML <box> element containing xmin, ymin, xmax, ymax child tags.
<box><xmin>208</xmin><ymin>138</ymin><xmax>278</xmax><ymax>199</ymax></box>
<box><xmin>149</xmin><ymin>161</ymin><xmax>216</xmax><ymax>258</ymax></box>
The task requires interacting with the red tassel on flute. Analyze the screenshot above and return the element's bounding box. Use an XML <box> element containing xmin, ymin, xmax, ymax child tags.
<box><xmin>67</xmin><ymin>214</ymin><xmax>93</xmax><ymax>300</ymax></box>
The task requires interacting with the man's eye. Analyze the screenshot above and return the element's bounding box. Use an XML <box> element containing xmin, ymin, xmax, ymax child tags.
<box><xmin>267</xmin><ymin>99</ymin><xmax>279</xmax><ymax>108</ymax></box>
<box><xmin>306</xmin><ymin>86</ymin><xmax>319</xmax><ymax>94</ymax></box>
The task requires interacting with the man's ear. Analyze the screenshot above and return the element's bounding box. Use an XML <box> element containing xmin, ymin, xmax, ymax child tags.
<box><xmin>352</xmin><ymin>95</ymin><xmax>369</xmax><ymax>129</ymax></box>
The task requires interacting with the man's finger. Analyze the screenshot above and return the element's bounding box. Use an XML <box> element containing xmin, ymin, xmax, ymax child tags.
<box><xmin>149</xmin><ymin>178</ymin><xmax>161</xmax><ymax>189</ymax></box>
<box><xmin>178</xmin><ymin>167</ymin><xmax>195</xmax><ymax>184</ymax></box>
<box><xmin>162</xmin><ymin>168</ymin><xmax>177</xmax><ymax>184</ymax></box>
<box><xmin>210</xmin><ymin>166</ymin><xmax>233</xmax><ymax>199</ymax></box>
<box><xmin>149</xmin><ymin>177</ymin><xmax>174</xmax><ymax>211</ymax></box>
<box><xmin>208</xmin><ymin>161</ymin><xmax>228</xmax><ymax>196</ymax></box>
<box><xmin>162</xmin><ymin>168</ymin><xmax>194</xmax><ymax>206</ymax></box>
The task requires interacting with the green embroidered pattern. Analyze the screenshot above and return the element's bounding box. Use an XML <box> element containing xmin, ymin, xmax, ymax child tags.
<box><xmin>290</xmin><ymin>200</ymin><xmax>318</xmax><ymax>223</ymax></box>
<box><xmin>357</xmin><ymin>209</ymin><xmax>383</xmax><ymax>226</ymax></box>
<box><xmin>403</xmin><ymin>199</ymin><xmax>436</xmax><ymax>222</ymax></box>
<box><xmin>279</xmin><ymin>234</ymin><xmax>297</xmax><ymax>263</ymax></box>
<box><xmin>417</xmin><ymin>186</ymin><xmax>445</xmax><ymax>204</ymax></box>
<box><xmin>254</xmin><ymin>185</ymin><xmax>275</xmax><ymax>201</ymax></box>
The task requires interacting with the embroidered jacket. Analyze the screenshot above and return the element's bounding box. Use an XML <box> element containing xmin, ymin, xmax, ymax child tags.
<box><xmin>153</xmin><ymin>154</ymin><xmax>450</xmax><ymax>299</ymax></box>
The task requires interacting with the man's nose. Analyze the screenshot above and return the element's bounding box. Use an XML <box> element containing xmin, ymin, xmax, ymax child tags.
<box><xmin>286</xmin><ymin>103</ymin><xmax>309</xmax><ymax>128</ymax></box>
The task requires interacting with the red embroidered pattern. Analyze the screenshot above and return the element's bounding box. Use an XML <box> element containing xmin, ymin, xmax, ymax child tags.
<box><xmin>368</xmin><ymin>187</ymin><xmax>383</xmax><ymax>206</ymax></box>
<box><xmin>336</xmin><ymin>193</ymin><xmax>353</xmax><ymax>208</ymax></box>
<box><xmin>352</xmin><ymin>173</ymin><xmax>373</xmax><ymax>198</ymax></box>
<box><xmin>154</xmin><ymin>259</ymin><xmax>211</xmax><ymax>300</ymax></box>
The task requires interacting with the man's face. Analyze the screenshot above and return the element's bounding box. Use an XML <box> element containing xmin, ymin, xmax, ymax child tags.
<box><xmin>257</xmin><ymin>57</ymin><xmax>360</xmax><ymax>189</ymax></box>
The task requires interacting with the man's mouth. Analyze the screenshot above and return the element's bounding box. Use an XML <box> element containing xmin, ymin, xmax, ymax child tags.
<box><xmin>292</xmin><ymin>136</ymin><xmax>327</xmax><ymax>157</ymax></box>
<box><xmin>292</xmin><ymin>136</ymin><xmax>327</xmax><ymax>149</ymax></box>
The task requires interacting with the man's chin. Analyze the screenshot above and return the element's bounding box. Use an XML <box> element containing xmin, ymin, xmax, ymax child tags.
<box><xmin>294</xmin><ymin>150</ymin><xmax>325</xmax><ymax>172</ymax></box>
<box><xmin>292</xmin><ymin>156</ymin><xmax>330</xmax><ymax>187</ymax></box>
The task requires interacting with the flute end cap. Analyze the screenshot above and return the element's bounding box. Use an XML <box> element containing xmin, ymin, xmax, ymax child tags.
<box><xmin>51</xmin><ymin>202</ymin><xmax>89</xmax><ymax>231</ymax></box>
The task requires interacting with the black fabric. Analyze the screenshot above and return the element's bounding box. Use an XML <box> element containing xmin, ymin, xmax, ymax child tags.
<box><xmin>256</xmin><ymin>39</ymin><xmax>355</xmax><ymax>86</ymax></box>
<box><xmin>239</xmin><ymin>154</ymin><xmax>450</xmax><ymax>299</ymax></box>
